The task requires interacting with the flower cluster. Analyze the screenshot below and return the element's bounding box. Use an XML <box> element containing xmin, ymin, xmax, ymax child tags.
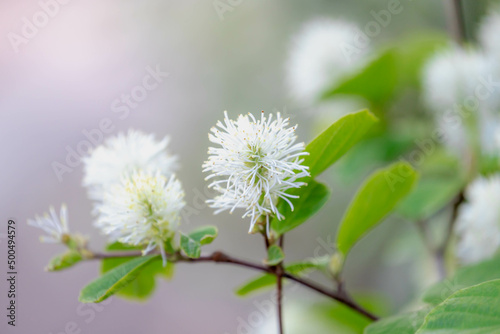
<box><xmin>203</xmin><ymin>111</ymin><xmax>310</xmax><ymax>233</ymax></box>
<box><xmin>455</xmin><ymin>175</ymin><xmax>500</xmax><ymax>264</ymax></box>
<box><xmin>422</xmin><ymin>12</ymin><xmax>500</xmax><ymax>156</ymax></box>
<box><xmin>96</xmin><ymin>171</ymin><xmax>185</xmax><ymax>265</ymax></box>
<box><xmin>82</xmin><ymin>130</ymin><xmax>178</xmax><ymax>202</ymax></box>
<box><xmin>286</xmin><ymin>18</ymin><xmax>370</xmax><ymax>106</ymax></box>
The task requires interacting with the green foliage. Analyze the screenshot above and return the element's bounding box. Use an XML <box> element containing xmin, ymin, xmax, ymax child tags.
<box><xmin>271</xmin><ymin>180</ymin><xmax>330</xmax><ymax>236</ymax></box>
<box><xmin>364</xmin><ymin>308</ymin><xmax>430</xmax><ymax>334</ymax></box>
<box><xmin>322</xmin><ymin>51</ymin><xmax>398</xmax><ymax>104</ymax></box>
<box><xmin>80</xmin><ymin>255</ymin><xmax>158</xmax><ymax>303</ymax></box>
<box><xmin>417</xmin><ymin>279</ymin><xmax>500</xmax><ymax>333</ymax></box>
<box><xmin>304</xmin><ymin>109</ymin><xmax>379</xmax><ymax>177</ymax></box>
<box><xmin>180</xmin><ymin>225</ymin><xmax>218</xmax><ymax>259</ymax></box>
<box><xmin>100</xmin><ymin>242</ymin><xmax>174</xmax><ymax>301</ymax></box>
<box><xmin>397</xmin><ymin>176</ymin><xmax>464</xmax><ymax>220</ymax></box>
<box><xmin>337</xmin><ymin>162</ymin><xmax>418</xmax><ymax>256</ymax></box>
<box><xmin>265</xmin><ymin>245</ymin><xmax>284</xmax><ymax>266</ymax></box>
<box><xmin>45</xmin><ymin>250</ymin><xmax>82</xmax><ymax>272</ymax></box>
<box><xmin>423</xmin><ymin>254</ymin><xmax>500</xmax><ymax>305</ymax></box>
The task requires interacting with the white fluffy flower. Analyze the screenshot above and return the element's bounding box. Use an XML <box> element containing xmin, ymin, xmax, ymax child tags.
<box><xmin>286</xmin><ymin>18</ymin><xmax>370</xmax><ymax>105</ymax></box>
<box><xmin>455</xmin><ymin>175</ymin><xmax>500</xmax><ymax>264</ymax></box>
<box><xmin>203</xmin><ymin>111</ymin><xmax>310</xmax><ymax>233</ymax></box>
<box><xmin>422</xmin><ymin>46</ymin><xmax>488</xmax><ymax>113</ymax></box>
<box><xmin>96</xmin><ymin>171</ymin><xmax>185</xmax><ymax>264</ymax></box>
<box><xmin>422</xmin><ymin>46</ymin><xmax>498</xmax><ymax>154</ymax></box>
<box><xmin>82</xmin><ymin>130</ymin><xmax>178</xmax><ymax>202</ymax></box>
<box><xmin>28</xmin><ymin>204</ymin><xmax>69</xmax><ymax>243</ymax></box>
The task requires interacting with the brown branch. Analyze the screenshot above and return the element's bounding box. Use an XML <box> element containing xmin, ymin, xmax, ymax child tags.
<box><xmin>444</xmin><ymin>0</ymin><xmax>466</xmax><ymax>44</ymax></box>
<box><xmin>86</xmin><ymin>249</ymin><xmax>378</xmax><ymax>321</ymax></box>
<box><xmin>276</xmin><ymin>236</ymin><xmax>285</xmax><ymax>334</ymax></box>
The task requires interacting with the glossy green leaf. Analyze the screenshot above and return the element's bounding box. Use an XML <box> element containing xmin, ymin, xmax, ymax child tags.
<box><xmin>45</xmin><ymin>250</ymin><xmax>82</xmax><ymax>272</ymax></box>
<box><xmin>265</xmin><ymin>245</ymin><xmax>285</xmax><ymax>266</ymax></box>
<box><xmin>364</xmin><ymin>308</ymin><xmax>430</xmax><ymax>334</ymax></box>
<box><xmin>322</xmin><ymin>50</ymin><xmax>398</xmax><ymax>103</ymax></box>
<box><xmin>337</xmin><ymin>162</ymin><xmax>418</xmax><ymax>256</ymax></box>
<box><xmin>423</xmin><ymin>254</ymin><xmax>500</xmax><ymax>305</ymax></box>
<box><xmin>80</xmin><ymin>255</ymin><xmax>157</xmax><ymax>303</ymax></box>
<box><xmin>271</xmin><ymin>180</ymin><xmax>330</xmax><ymax>236</ymax></box>
<box><xmin>417</xmin><ymin>279</ymin><xmax>500</xmax><ymax>333</ymax></box>
<box><xmin>187</xmin><ymin>225</ymin><xmax>218</xmax><ymax>245</ymax></box>
<box><xmin>304</xmin><ymin>110</ymin><xmax>378</xmax><ymax>177</ymax></box>
<box><xmin>101</xmin><ymin>242</ymin><xmax>174</xmax><ymax>300</ymax></box>
<box><xmin>180</xmin><ymin>234</ymin><xmax>201</xmax><ymax>259</ymax></box>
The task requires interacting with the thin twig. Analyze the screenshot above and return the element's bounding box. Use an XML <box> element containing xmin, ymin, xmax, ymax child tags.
<box><xmin>444</xmin><ymin>0</ymin><xmax>467</xmax><ymax>44</ymax></box>
<box><xmin>276</xmin><ymin>236</ymin><xmax>285</xmax><ymax>334</ymax></box>
<box><xmin>435</xmin><ymin>191</ymin><xmax>465</xmax><ymax>279</ymax></box>
<box><xmin>87</xmin><ymin>249</ymin><xmax>378</xmax><ymax>321</ymax></box>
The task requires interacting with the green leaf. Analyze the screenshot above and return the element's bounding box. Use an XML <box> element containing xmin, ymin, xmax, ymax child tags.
<box><xmin>397</xmin><ymin>176</ymin><xmax>464</xmax><ymax>220</ymax></box>
<box><xmin>101</xmin><ymin>242</ymin><xmax>174</xmax><ymax>300</ymax></box>
<box><xmin>187</xmin><ymin>225</ymin><xmax>218</xmax><ymax>245</ymax></box>
<box><xmin>337</xmin><ymin>162</ymin><xmax>418</xmax><ymax>256</ymax></box>
<box><xmin>180</xmin><ymin>234</ymin><xmax>201</xmax><ymax>259</ymax></box>
<box><xmin>423</xmin><ymin>254</ymin><xmax>500</xmax><ymax>305</ymax></box>
<box><xmin>235</xmin><ymin>259</ymin><xmax>325</xmax><ymax>297</ymax></box>
<box><xmin>271</xmin><ymin>180</ymin><xmax>330</xmax><ymax>236</ymax></box>
<box><xmin>417</xmin><ymin>279</ymin><xmax>500</xmax><ymax>333</ymax></box>
<box><xmin>364</xmin><ymin>308</ymin><xmax>430</xmax><ymax>334</ymax></box>
<box><xmin>304</xmin><ymin>110</ymin><xmax>379</xmax><ymax>177</ymax></box>
<box><xmin>265</xmin><ymin>245</ymin><xmax>285</xmax><ymax>266</ymax></box>
<box><xmin>80</xmin><ymin>255</ymin><xmax>157</xmax><ymax>303</ymax></box>
<box><xmin>45</xmin><ymin>250</ymin><xmax>82</xmax><ymax>272</ymax></box>
<box><xmin>322</xmin><ymin>50</ymin><xmax>398</xmax><ymax>103</ymax></box>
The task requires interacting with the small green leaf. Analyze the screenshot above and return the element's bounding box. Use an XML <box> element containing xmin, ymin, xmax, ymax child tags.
<box><xmin>337</xmin><ymin>162</ymin><xmax>418</xmax><ymax>256</ymax></box>
<box><xmin>236</xmin><ymin>274</ymin><xmax>276</xmax><ymax>297</ymax></box>
<box><xmin>180</xmin><ymin>234</ymin><xmax>201</xmax><ymax>259</ymax></box>
<box><xmin>271</xmin><ymin>180</ymin><xmax>330</xmax><ymax>236</ymax></box>
<box><xmin>265</xmin><ymin>245</ymin><xmax>285</xmax><ymax>266</ymax></box>
<box><xmin>322</xmin><ymin>51</ymin><xmax>398</xmax><ymax>103</ymax></box>
<box><xmin>101</xmin><ymin>242</ymin><xmax>174</xmax><ymax>300</ymax></box>
<box><xmin>304</xmin><ymin>110</ymin><xmax>378</xmax><ymax>177</ymax></box>
<box><xmin>423</xmin><ymin>254</ymin><xmax>500</xmax><ymax>305</ymax></box>
<box><xmin>188</xmin><ymin>225</ymin><xmax>218</xmax><ymax>245</ymax></box>
<box><xmin>364</xmin><ymin>308</ymin><xmax>430</xmax><ymax>334</ymax></box>
<box><xmin>235</xmin><ymin>259</ymin><xmax>326</xmax><ymax>297</ymax></box>
<box><xmin>79</xmin><ymin>255</ymin><xmax>157</xmax><ymax>303</ymax></box>
<box><xmin>45</xmin><ymin>250</ymin><xmax>82</xmax><ymax>272</ymax></box>
<box><xmin>417</xmin><ymin>279</ymin><xmax>500</xmax><ymax>333</ymax></box>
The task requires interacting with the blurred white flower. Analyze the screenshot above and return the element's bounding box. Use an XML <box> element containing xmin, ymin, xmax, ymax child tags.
<box><xmin>28</xmin><ymin>204</ymin><xmax>69</xmax><ymax>244</ymax></box>
<box><xmin>422</xmin><ymin>46</ymin><xmax>499</xmax><ymax>154</ymax></box>
<box><xmin>203</xmin><ymin>111</ymin><xmax>310</xmax><ymax>233</ymax></box>
<box><xmin>455</xmin><ymin>175</ymin><xmax>500</xmax><ymax>264</ymax></box>
<box><xmin>286</xmin><ymin>18</ymin><xmax>370</xmax><ymax>105</ymax></box>
<box><xmin>479</xmin><ymin>11</ymin><xmax>500</xmax><ymax>61</ymax></box>
<box><xmin>422</xmin><ymin>46</ymin><xmax>488</xmax><ymax>113</ymax></box>
<box><xmin>96</xmin><ymin>171</ymin><xmax>185</xmax><ymax>265</ymax></box>
<box><xmin>82</xmin><ymin>130</ymin><xmax>178</xmax><ymax>202</ymax></box>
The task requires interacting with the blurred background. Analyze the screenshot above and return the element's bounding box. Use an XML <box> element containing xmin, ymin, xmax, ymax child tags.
<box><xmin>0</xmin><ymin>1</ymin><xmax>495</xmax><ymax>333</ymax></box>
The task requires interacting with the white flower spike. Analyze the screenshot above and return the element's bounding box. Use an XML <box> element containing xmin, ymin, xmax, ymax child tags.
<box><xmin>82</xmin><ymin>130</ymin><xmax>178</xmax><ymax>202</ymax></box>
<box><xmin>203</xmin><ymin>111</ymin><xmax>310</xmax><ymax>234</ymax></box>
<box><xmin>455</xmin><ymin>175</ymin><xmax>500</xmax><ymax>264</ymax></box>
<box><xmin>96</xmin><ymin>171</ymin><xmax>185</xmax><ymax>265</ymax></box>
<box><xmin>28</xmin><ymin>204</ymin><xmax>70</xmax><ymax>244</ymax></box>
